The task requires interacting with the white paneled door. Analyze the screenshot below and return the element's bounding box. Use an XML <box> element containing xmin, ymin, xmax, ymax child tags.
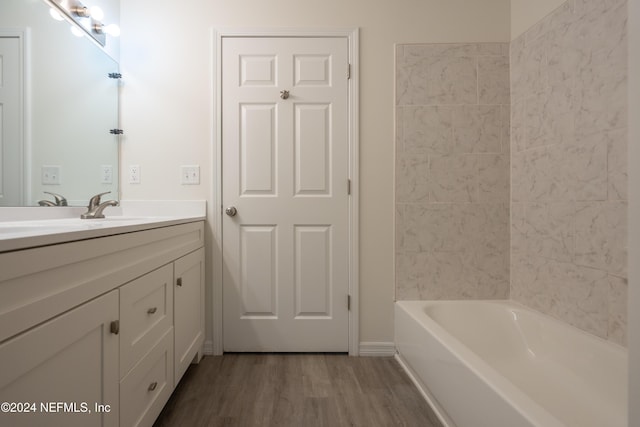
<box><xmin>0</xmin><ymin>36</ymin><xmax>23</xmax><ymax>206</ymax></box>
<box><xmin>222</xmin><ymin>37</ymin><xmax>350</xmax><ymax>352</ymax></box>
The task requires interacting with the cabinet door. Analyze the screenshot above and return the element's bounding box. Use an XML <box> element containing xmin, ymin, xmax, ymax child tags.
<box><xmin>0</xmin><ymin>290</ymin><xmax>119</xmax><ymax>427</ymax></box>
<box><xmin>174</xmin><ymin>248</ymin><xmax>205</xmax><ymax>385</ymax></box>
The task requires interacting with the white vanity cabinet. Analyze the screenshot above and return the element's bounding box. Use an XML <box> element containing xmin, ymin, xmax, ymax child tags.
<box><xmin>0</xmin><ymin>220</ymin><xmax>205</xmax><ymax>427</ymax></box>
<box><xmin>118</xmin><ymin>247</ymin><xmax>205</xmax><ymax>427</ymax></box>
<box><xmin>119</xmin><ymin>327</ymin><xmax>173</xmax><ymax>427</ymax></box>
<box><xmin>174</xmin><ymin>248</ymin><xmax>205</xmax><ymax>385</ymax></box>
<box><xmin>119</xmin><ymin>264</ymin><xmax>174</xmax><ymax>427</ymax></box>
<box><xmin>0</xmin><ymin>290</ymin><xmax>119</xmax><ymax>427</ymax></box>
<box><xmin>120</xmin><ymin>263</ymin><xmax>174</xmax><ymax>378</ymax></box>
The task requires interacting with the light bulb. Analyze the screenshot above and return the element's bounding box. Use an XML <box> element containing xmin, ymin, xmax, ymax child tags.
<box><xmin>103</xmin><ymin>24</ymin><xmax>120</xmax><ymax>37</ymax></box>
<box><xmin>70</xmin><ymin>25</ymin><xmax>84</xmax><ymax>37</ymax></box>
<box><xmin>89</xmin><ymin>6</ymin><xmax>104</xmax><ymax>20</ymax></box>
<box><xmin>49</xmin><ymin>8</ymin><xmax>64</xmax><ymax>21</ymax></box>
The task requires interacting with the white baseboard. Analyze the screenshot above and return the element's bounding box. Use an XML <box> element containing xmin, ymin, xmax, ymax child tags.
<box><xmin>203</xmin><ymin>340</ymin><xmax>214</xmax><ymax>356</ymax></box>
<box><xmin>204</xmin><ymin>341</ymin><xmax>392</xmax><ymax>357</ymax></box>
<box><xmin>358</xmin><ymin>341</ymin><xmax>396</xmax><ymax>357</ymax></box>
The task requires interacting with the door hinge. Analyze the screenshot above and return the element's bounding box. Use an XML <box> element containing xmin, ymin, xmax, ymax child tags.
<box><xmin>347</xmin><ymin>63</ymin><xmax>351</xmax><ymax>80</ymax></box>
<box><xmin>110</xmin><ymin>320</ymin><xmax>120</xmax><ymax>335</ymax></box>
<box><xmin>347</xmin><ymin>179</ymin><xmax>351</xmax><ymax>195</ymax></box>
<box><xmin>347</xmin><ymin>295</ymin><xmax>351</xmax><ymax>311</ymax></box>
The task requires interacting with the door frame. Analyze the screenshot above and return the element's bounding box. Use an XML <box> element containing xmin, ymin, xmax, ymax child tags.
<box><xmin>0</xmin><ymin>28</ymin><xmax>31</xmax><ymax>205</ymax></box>
<box><xmin>211</xmin><ymin>28</ymin><xmax>360</xmax><ymax>355</ymax></box>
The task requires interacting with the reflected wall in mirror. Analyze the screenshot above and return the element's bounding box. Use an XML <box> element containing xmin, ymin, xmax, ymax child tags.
<box><xmin>0</xmin><ymin>0</ymin><xmax>119</xmax><ymax>207</ymax></box>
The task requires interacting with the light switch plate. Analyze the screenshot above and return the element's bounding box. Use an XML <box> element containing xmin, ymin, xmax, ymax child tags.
<box><xmin>42</xmin><ymin>166</ymin><xmax>61</xmax><ymax>185</ymax></box>
<box><xmin>181</xmin><ymin>165</ymin><xmax>200</xmax><ymax>185</ymax></box>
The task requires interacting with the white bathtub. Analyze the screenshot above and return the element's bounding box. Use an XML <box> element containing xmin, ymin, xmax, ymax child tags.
<box><xmin>394</xmin><ymin>300</ymin><xmax>628</xmax><ymax>427</ymax></box>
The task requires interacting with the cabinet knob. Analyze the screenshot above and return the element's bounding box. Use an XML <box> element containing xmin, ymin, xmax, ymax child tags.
<box><xmin>147</xmin><ymin>307</ymin><xmax>157</xmax><ymax>314</ymax></box>
<box><xmin>148</xmin><ymin>382</ymin><xmax>158</xmax><ymax>392</ymax></box>
<box><xmin>110</xmin><ymin>320</ymin><xmax>119</xmax><ymax>335</ymax></box>
<box><xmin>176</xmin><ymin>277</ymin><xmax>183</xmax><ymax>287</ymax></box>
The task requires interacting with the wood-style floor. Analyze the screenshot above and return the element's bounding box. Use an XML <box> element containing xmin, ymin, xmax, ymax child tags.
<box><xmin>154</xmin><ymin>354</ymin><xmax>443</xmax><ymax>427</ymax></box>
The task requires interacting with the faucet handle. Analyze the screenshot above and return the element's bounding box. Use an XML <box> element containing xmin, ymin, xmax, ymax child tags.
<box><xmin>88</xmin><ymin>191</ymin><xmax>111</xmax><ymax>208</ymax></box>
<box><xmin>44</xmin><ymin>191</ymin><xmax>68</xmax><ymax>206</ymax></box>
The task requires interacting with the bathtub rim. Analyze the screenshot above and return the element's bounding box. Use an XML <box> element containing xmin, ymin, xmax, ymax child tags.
<box><xmin>394</xmin><ymin>299</ymin><xmax>600</xmax><ymax>427</ymax></box>
<box><xmin>403</xmin><ymin>298</ymin><xmax>628</xmax><ymax>352</ymax></box>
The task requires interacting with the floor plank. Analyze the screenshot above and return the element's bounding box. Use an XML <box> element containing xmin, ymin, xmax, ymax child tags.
<box><xmin>153</xmin><ymin>354</ymin><xmax>442</xmax><ymax>427</ymax></box>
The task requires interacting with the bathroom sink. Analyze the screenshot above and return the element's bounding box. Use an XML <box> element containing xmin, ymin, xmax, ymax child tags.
<box><xmin>0</xmin><ymin>202</ymin><xmax>205</xmax><ymax>253</ymax></box>
<box><xmin>0</xmin><ymin>217</ymin><xmax>158</xmax><ymax>235</ymax></box>
<box><xmin>86</xmin><ymin>216</ymin><xmax>163</xmax><ymax>221</ymax></box>
<box><xmin>0</xmin><ymin>216</ymin><xmax>173</xmax><ymax>235</ymax></box>
<box><xmin>0</xmin><ymin>215</ymin><xmax>195</xmax><ymax>252</ymax></box>
<box><xmin>0</xmin><ymin>222</ymin><xmax>87</xmax><ymax>235</ymax></box>
<box><xmin>79</xmin><ymin>216</ymin><xmax>167</xmax><ymax>226</ymax></box>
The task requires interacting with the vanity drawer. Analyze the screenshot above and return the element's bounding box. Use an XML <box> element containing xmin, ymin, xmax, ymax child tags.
<box><xmin>120</xmin><ymin>264</ymin><xmax>173</xmax><ymax>379</ymax></box>
<box><xmin>120</xmin><ymin>328</ymin><xmax>174</xmax><ymax>427</ymax></box>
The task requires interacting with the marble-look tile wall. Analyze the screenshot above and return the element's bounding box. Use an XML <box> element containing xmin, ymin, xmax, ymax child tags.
<box><xmin>510</xmin><ymin>0</ymin><xmax>628</xmax><ymax>345</ymax></box>
<box><xmin>395</xmin><ymin>43</ymin><xmax>511</xmax><ymax>300</ymax></box>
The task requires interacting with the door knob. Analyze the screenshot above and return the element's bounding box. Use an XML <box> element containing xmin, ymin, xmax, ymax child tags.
<box><xmin>280</xmin><ymin>90</ymin><xmax>290</xmax><ymax>99</ymax></box>
<box><xmin>225</xmin><ymin>206</ymin><xmax>238</xmax><ymax>217</ymax></box>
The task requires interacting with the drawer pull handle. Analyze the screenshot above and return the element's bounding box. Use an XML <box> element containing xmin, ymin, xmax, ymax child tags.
<box><xmin>176</xmin><ymin>277</ymin><xmax>183</xmax><ymax>287</ymax></box>
<box><xmin>110</xmin><ymin>320</ymin><xmax>119</xmax><ymax>335</ymax></box>
<box><xmin>148</xmin><ymin>382</ymin><xmax>158</xmax><ymax>392</ymax></box>
<box><xmin>147</xmin><ymin>307</ymin><xmax>158</xmax><ymax>314</ymax></box>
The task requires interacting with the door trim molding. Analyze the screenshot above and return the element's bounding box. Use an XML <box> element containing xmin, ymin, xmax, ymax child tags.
<box><xmin>0</xmin><ymin>28</ymin><xmax>31</xmax><ymax>205</ymax></box>
<box><xmin>211</xmin><ymin>27</ymin><xmax>360</xmax><ymax>355</ymax></box>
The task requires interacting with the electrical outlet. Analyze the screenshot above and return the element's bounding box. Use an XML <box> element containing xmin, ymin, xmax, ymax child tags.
<box><xmin>129</xmin><ymin>165</ymin><xmax>141</xmax><ymax>184</ymax></box>
<box><xmin>101</xmin><ymin>165</ymin><xmax>113</xmax><ymax>184</ymax></box>
<box><xmin>180</xmin><ymin>165</ymin><xmax>200</xmax><ymax>185</ymax></box>
<box><xmin>41</xmin><ymin>166</ymin><xmax>61</xmax><ymax>185</ymax></box>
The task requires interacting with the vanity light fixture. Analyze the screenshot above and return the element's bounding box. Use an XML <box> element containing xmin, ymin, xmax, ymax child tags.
<box><xmin>45</xmin><ymin>0</ymin><xmax>118</xmax><ymax>47</ymax></box>
<box><xmin>70</xmin><ymin>4</ymin><xmax>103</xmax><ymax>20</ymax></box>
<box><xmin>93</xmin><ymin>22</ymin><xmax>121</xmax><ymax>38</ymax></box>
<box><xmin>70</xmin><ymin>5</ymin><xmax>90</xmax><ymax>17</ymax></box>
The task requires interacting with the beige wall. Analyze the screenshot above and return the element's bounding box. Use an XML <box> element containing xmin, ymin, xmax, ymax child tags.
<box><xmin>511</xmin><ymin>0</ymin><xmax>567</xmax><ymax>39</ymax></box>
<box><xmin>510</xmin><ymin>0</ymin><xmax>628</xmax><ymax>345</ymax></box>
<box><xmin>119</xmin><ymin>0</ymin><xmax>510</xmax><ymax>346</ymax></box>
<box><xmin>395</xmin><ymin>43</ymin><xmax>510</xmax><ymax>301</ymax></box>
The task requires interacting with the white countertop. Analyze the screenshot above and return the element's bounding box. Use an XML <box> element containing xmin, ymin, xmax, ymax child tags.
<box><xmin>0</xmin><ymin>200</ymin><xmax>206</xmax><ymax>253</ymax></box>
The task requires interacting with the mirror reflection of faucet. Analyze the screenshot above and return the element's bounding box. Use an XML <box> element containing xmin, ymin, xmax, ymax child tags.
<box><xmin>37</xmin><ymin>191</ymin><xmax>68</xmax><ymax>207</ymax></box>
<box><xmin>81</xmin><ymin>191</ymin><xmax>119</xmax><ymax>219</ymax></box>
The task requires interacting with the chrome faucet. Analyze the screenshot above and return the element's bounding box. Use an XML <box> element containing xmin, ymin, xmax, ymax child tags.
<box><xmin>37</xmin><ymin>191</ymin><xmax>68</xmax><ymax>207</ymax></box>
<box><xmin>81</xmin><ymin>191</ymin><xmax>119</xmax><ymax>219</ymax></box>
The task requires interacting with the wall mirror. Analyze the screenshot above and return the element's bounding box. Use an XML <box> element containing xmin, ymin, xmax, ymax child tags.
<box><xmin>0</xmin><ymin>0</ymin><xmax>119</xmax><ymax>207</ymax></box>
